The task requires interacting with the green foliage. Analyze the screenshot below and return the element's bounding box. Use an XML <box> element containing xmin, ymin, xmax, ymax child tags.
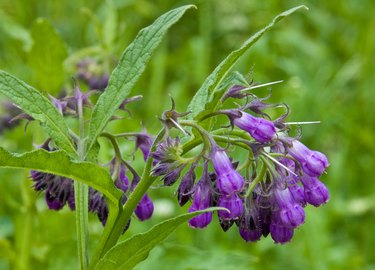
<box><xmin>187</xmin><ymin>5</ymin><xmax>307</xmax><ymax>130</ymax></box>
<box><xmin>0</xmin><ymin>147</ymin><xmax>121</xmax><ymax>204</ymax></box>
<box><xmin>0</xmin><ymin>71</ymin><xmax>76</xmax><ymax>156</ymax></box>
<box><xmin>28</xmin><ymin>19</ymin><xmax>68</xmax><ymax>94</ymax></box>
<box><xmin>95</xmin><ymin>208</ymin><xmax>224</xmax><ymax>270</ymax></box>
<box><xmin>86</xmin><ymin>5</ymin><xmax>196</xmax><ymax>158</ymax></box>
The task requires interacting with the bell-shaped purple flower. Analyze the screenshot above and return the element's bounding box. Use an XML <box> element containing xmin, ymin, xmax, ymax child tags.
<box><xmin>287</xmin><ymin>139</ymin><xmax>329</xmax><ymax>177</ymax></box>
<box><xmin>300</xmin><ymin>175</ymin><xmax>329</xmax><ymax>207</ymax></box>
<box><xmin>238</xmin><ymin>204</ymin><xmax>262</xmax><ymax>242</ymax></box>
<box><xmin>218</xmin><ymin>194</ymin><xmax>244</xmax><ymax>220</ymax></box>
<box><xmin>133</xmin><ymin>132</ymin><xmax>154</xmax><ymax>161</ymax></box>
<box><xmin>231</xmin><ymin>111</ymin><xmax>276</xmax><ymax>143</ymax></box>
<box><xmin>274</xmin><ymin>188</ymin><xmax>305</xmax><ymax>228</ymax></box>
<box><xmin>135</xmin><ymin>193</ymin><xmax>154</xmax><ymax>221</ymax></box>
<box><xmin>45</xmin><ymin>190</ymin><xmax>65</xmax><ymax>210</ymax></box>
<box><xmin>210</xmin><ymin>144</ymin><xmax>244</xmax><ymax>195</ymax></box>
<box><xmin>270</xmin><ymin>215</ymin><xmax>294</xmax><ymax>244</ymax></box>
<box><xmin>188</xmin><ymin>163</ymin><xmax>213</xmax><ymax>228</ymax></box>
<box><xmin>114</xmin><ymin>163</ymin><xmax>129</xmax><ymax>192</ymax></box>
<box><xmin>177</xmin><ymin>167</ymin><xmax>196</xmax><ymax>206</ymax></box>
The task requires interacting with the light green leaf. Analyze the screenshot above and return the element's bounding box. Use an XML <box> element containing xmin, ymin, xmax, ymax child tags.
<box><xmin>0</xmin><ymin>71</ymin><xmax>76</xmax><ymax>156</ymax></box>
<box><xmin>86</xmin><ymin>5</ymin><xmax>196</xmax><ymax>158</ymax></box>
<box><xmin>95</xmin><ymin>207</ymin><xmax>224</xmax><ymax>270</ymax></box>
<box><xmin>28</xmin><ymin>18</ymin><xmax>68</xmax><ymax>94</ymax></box>
<box><xmin>0</xmin><ymin>147</ymin><xmax>121</xmax><ymax>204</ymax></box>
<box><xmin>187</xmin><ymin>5</ymin><xmax>308</xmax><ymax>128</ymax></box>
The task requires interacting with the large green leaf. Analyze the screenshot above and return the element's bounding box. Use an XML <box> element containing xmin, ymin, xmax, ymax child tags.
<box><xmin>0</xmin><ymin>71</ymin><xmax>76</xmax><ymax>156</ymax></box>
<box><xmin>0</xmin><ymin>147</ymin><xmax>121</xmax><ymax>204</ymax></box>
<box><xmin>187</xmin><ymin>6</ymin><xmax>308</xmax><ymax>128</ymax></box>
<box><xmin>28</xmin><ymin>18</ymin><xmax>68</xmax><ymax>94</ymax></box>
<box><xmin>85</xmin><ymin>5</ymin><xmax>196</xmax><ymax>158</ymax></box>
<box><xmin>95</xmin><ymin>207</ymin><xmax>224</xmax><ymax>270</ymax></box>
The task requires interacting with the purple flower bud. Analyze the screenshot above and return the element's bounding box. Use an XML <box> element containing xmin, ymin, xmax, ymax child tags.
<box><xmin>188</xmin><ymin>163</ymin><xmax>213</xmax><ymax>228</ymax></box>
<box><xmin>89</xmin><ymin>188</ymin><xmax>103</xmax><ymax>213</ymax></box>
<box><xmin>151</xmin><ymin>137</ymin><xmax>181</xmax><ymax>163</ymax></box>
<box><xmin>238</xmin><ymin>206</ymin><xmax>262</xmax><ymax>242</ymax></box>
<box><xmin>68</xmin><ymin>184</ymin><xmax>75</xmax><ymax>210</ymax></box>
<box><xmin>300</xmin><ymin>175</ymin><xmax>329</xmax><ymax>207</ymax></box>
<box><xmin>287</xmin><ymin>180</ymin><xmax>306</xmax><ymax>206</ymax></box>
<box><xmin>115</xmin><ymin>163</ymin><xmax>129</xmax><ymax>192</ymax></box>
<box><xmin>45</xmin><ymin>190</ymin><xmax>65</xmax><ymax>210</ymax></box>
<box><xmin>162</xmin><ymin>164</ymin><xmax>185</xmax><ymax>186</ymax></box>
<box><xmin>288</xmin><ymin>140</ymin><xmax>329</xmax><ymax>177</ymax></box>
<box><xmin>177</xmin><ymin>168</ymin><xmax>195</xmax><ymax>206</ymax></box>
<box><xmin>274</xmin><ymin>188</ymin><xmax>305</xmax><ymax>228</ymax></box>
<box><xmin>223</xmin><ymin>85</ymin><xmax>247</xmax><ymax>100</ymax></box>
<box><xmin>211</xmin><ymin>145</ymin><xmax>244</xmax><ymax>195</ymax></box>
<box><xmin>97</xmin><ymin>198</ymin><xmax>109</xmax><ymax>226</ymax></box>
<box><xmin>232</xmin><ymin>111</ymin><xmax>276</xmax><ymax>143</ymax></box>
<box><xmin>270</xmin><ymin>216</ymin><xmax>294</xmax><ymax>244</ymax></box>
<box><xmin>135</xmin><ymin>193</ymin><xmax>154</xmax><ymax>221</ymax></box>
<box><xmin>218</xmin><ymin>194</ymin><xmax>244</xmax><ymax>220</ymax></box>
<box><xmin>134</xmin><ymin>132</ymin><xmax>154</xmax><ymax>161</ymax></box>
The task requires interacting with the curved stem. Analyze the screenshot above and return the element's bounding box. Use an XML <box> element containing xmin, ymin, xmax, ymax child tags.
<box><xmin>245</xmin><ymin>159</ymin><xmax>267</xmax><ymax>197</ymax></box>
<box><xmin>89</xmin><ymin>128</ymin><xmax>165</xmax><ymax>269</ymax></box>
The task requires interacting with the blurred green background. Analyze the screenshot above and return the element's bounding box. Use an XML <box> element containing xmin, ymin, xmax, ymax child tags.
<box><xmin>0</xmin><ymin>0</ymin><xmax>374</xmax><ymax>269</ymax></box>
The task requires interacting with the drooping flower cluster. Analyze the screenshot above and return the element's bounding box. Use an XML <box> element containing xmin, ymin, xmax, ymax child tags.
<box><xmin>150</xmin><ymin>81</ymin><xmax>329</xmax><ymax>244</ymax></box>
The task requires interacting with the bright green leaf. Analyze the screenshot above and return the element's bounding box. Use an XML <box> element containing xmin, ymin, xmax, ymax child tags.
<box><xmin>95</xmin><ymin>207</ymin><xmax>224</xmax><ymax>270</ymax></box>
<box><xmin>0</xmin><ymin>71</ymin><xmax>76</xmax><ymax>156</ymax></box>
<box><xmin>85</xmin><ymin>5</ymin><xmax>196</xmax><ymax>158</ymax></box>
<box><xmin>187</xmin><ymin>5</ymin><xmax>308</xmax><ymax>129</ymax></box>
<box><xmin>0</xmin><ymin>147</ymin><xmax>121</xmax><ymax>204</ymax></box>
<box><xmin>28</xmin><ymin>18</ymin><xmax>68</xmax><ymax>94</ymax></box>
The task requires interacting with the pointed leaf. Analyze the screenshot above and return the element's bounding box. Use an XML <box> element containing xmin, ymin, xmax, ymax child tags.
<box><xmin>0</xmin><ymin>147</ymin><xmax>121</xmax><ymax>204</ymax></box>
<box><xmin>86</xmin><ymin>5</ymin><xmax>196</xmax><ymax>157</ymax></box>
<box><xmin>187</xmin><ymin>6</ymin><xmax>308</xmax><ymax>128</ymax></box>
<box><xmin>0</xmin><ymin>71</ymin><xmax>76</xmax><ymax>156</ymax></box>
<box><xmin>95</xmin><ymin>207</ymin><xmax>225</xmax><ymax>270</ymax></box>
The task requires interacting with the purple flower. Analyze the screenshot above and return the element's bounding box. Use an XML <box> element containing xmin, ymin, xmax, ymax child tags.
<box><xmin>134</xmin><ymin>132</ymin><xmax>154</xmax><ymax>161</ymax></box>
<box><xmin>188</xmin><ymin>163</ymin><xmax>213</xmax><ymax>228</ymax></box>
<box><xmin>231</xmin><ymin>111</ymin><xmax>276</xmax><ymax>143</ymax></box>
<box><xmin>300</xmin><ymin>175</ymin><xmax>329</xmax><ymax>207</ymax></box>
<box><xmin>114</xmin><ymin>163</ymin><xmax>129</xmax><ymax>192</ymax></box>
<box><xmin>177</xmin><ymin>167</ymin><xmax>196</xmax><ymax>206</ymax></box>
<box><xmin>211</xmin><ymin>144</ymin><xmax>244</xmax><ymax>195</ymax></box>
<box><xmin>274</xmin><ymin>188</ymin><xmax>305</xmax><ymax>228</ymax></box>
<box><xmin>135</xmin><ymin>193</ymin><xmax>154</xmax><ymax>221</ymax></box>
<box><xmin>45</xmin><ymin>190</ymin><xmax>65</xmax><ymax>210</ymax></box>
<box><xmin>218</xmin><ymin>194</ymin><xmax>244</xmax><ymax>220</ymax></box>
<box><xmin>287</xmin><ymin>139</ymin><xmax>329</xmax><ymax>177</ymax></box>
<box><xmin>238</xmin><ymin>205</ymin><xmax>262</xmax><ymax>242</ymax></box>
<box><xmin>270</xmin><ymin>215</ymin><xmax>294</xmax><ymax>244</ymax></box>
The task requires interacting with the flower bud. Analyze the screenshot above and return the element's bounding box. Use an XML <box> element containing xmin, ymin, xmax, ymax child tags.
<box><xmin>232</xmin><ymin>111</ymin><xmax>276</xmax><ymax>143</ymax></box>
<box><xmin>218</xmin><ymin>194</ymin><xmax>244</xmax><ymax>220</ymax></box>
<box><xmin>135</xmin><ymin>193</ymin><xmax>154</xmax><ymax>221</ymax></box>
<box><xmin>300</xmin><ymin>175</ymin><xmax>329</xmax><ymax>207</ymax></box>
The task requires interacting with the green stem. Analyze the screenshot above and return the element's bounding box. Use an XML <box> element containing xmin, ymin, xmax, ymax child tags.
<box><xmin>245</xmin><ymin>159</ymin><xmax>267</xmax><ymax>197</ymax></box>
<box><xmin>75</xmin><ymin>95</ymin><xmax>89</xmax><ymax>270</ymax></box>
<box><xmin>89</xmin><ymin>128</ymin><xmax>165</xmax><ymax>269</ymax></box>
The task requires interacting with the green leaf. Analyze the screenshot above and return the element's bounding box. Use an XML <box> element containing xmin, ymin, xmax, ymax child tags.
<box><xmin>0</xmin><ymin>71</ymin><xmax>76</xmax><ymax>156</ymax></box>
<box><xmin>0</xmin><ymin>147</ymin><xmax>121</xmax><ymax>204</ymax></box>
<box><xmin>85</xmin><ymin>5</ymin><xmax>196</xmax><ymax>158</ymax></box>
<box><xmin>28</xmin><ymin>18</ymin><xmax>68</xmax><ymax>94</ymax></box>
<box><xmin>187</xmin><ymin>5</ymin><xmax>308</xmax><ymax>128</ymax></box>
<box><xmin>95</xmin><ymin>207</ymin><xmax>224</xmax><ymax>270</ymax></box>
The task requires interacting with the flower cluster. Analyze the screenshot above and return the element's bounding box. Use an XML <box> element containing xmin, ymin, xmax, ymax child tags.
<box><xmin>150</xmin><ymin>81</ymin><xmax>329</xmax><ymax>244</ymax></box>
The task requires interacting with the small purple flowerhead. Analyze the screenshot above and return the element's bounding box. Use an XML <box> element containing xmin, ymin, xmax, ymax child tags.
<box><xmin>218</xmin><ymin>194</ymin><xmax>244</xmax><ymax>220</ymax></box>
<box><xmin>133</xmin><ymin>132</ymin><xmax>154</xmax><ymax>161</ymax></box>
<box><xmin>273</xmin><ymin>187</ymin><xmax>305</xmax><ymax>228</ymax></box>
<box><xmin>151</xmin><ymin>137</ymin><xmax>182</xmax><ymax>163</ymax></box>
<box><xmin>188</xmin><ymin>163</ymin><xmax>213</xmax><ymax>228</ymax></box>
<box><xmin>135</xmin><ymin>193</ymin><xmax>154</xmax><ymax>221</ymax></box>
<box><xmin>231</xmin><ymin>111</ymin><xmax>276</xmax><ymax>143</ymax></box>
<box><xmin>177</xmin><ymin>167</ymin><xmax>196</xmax><ymax>206</ymax></box>
<box><xmin>287</xmin><ymin>139</ymin><xmax>329</xmax><ymax>177</ymax></box>
<box><xmin>270</xmin><ymin>215</ymin><xmax>294</xmax><ymax>244</ymax></box>
<box><xmin>300</xmin><ymin>175</ymin><xmax>329</xmax><ymax>207</ymax></box>
<box><xmin>114</xmin><ymin>163</ymin><xmax>129</xmax><ymax>192</ymax></box>
<box><xmin>210</xmin><ymin>143</ymin><xmax>244</xmax><ymax>195</ymax></box>
<box><xmin>238</xmin><ymin>203</ymin><xmax>262</xmax><ymax>242</ymax></box>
